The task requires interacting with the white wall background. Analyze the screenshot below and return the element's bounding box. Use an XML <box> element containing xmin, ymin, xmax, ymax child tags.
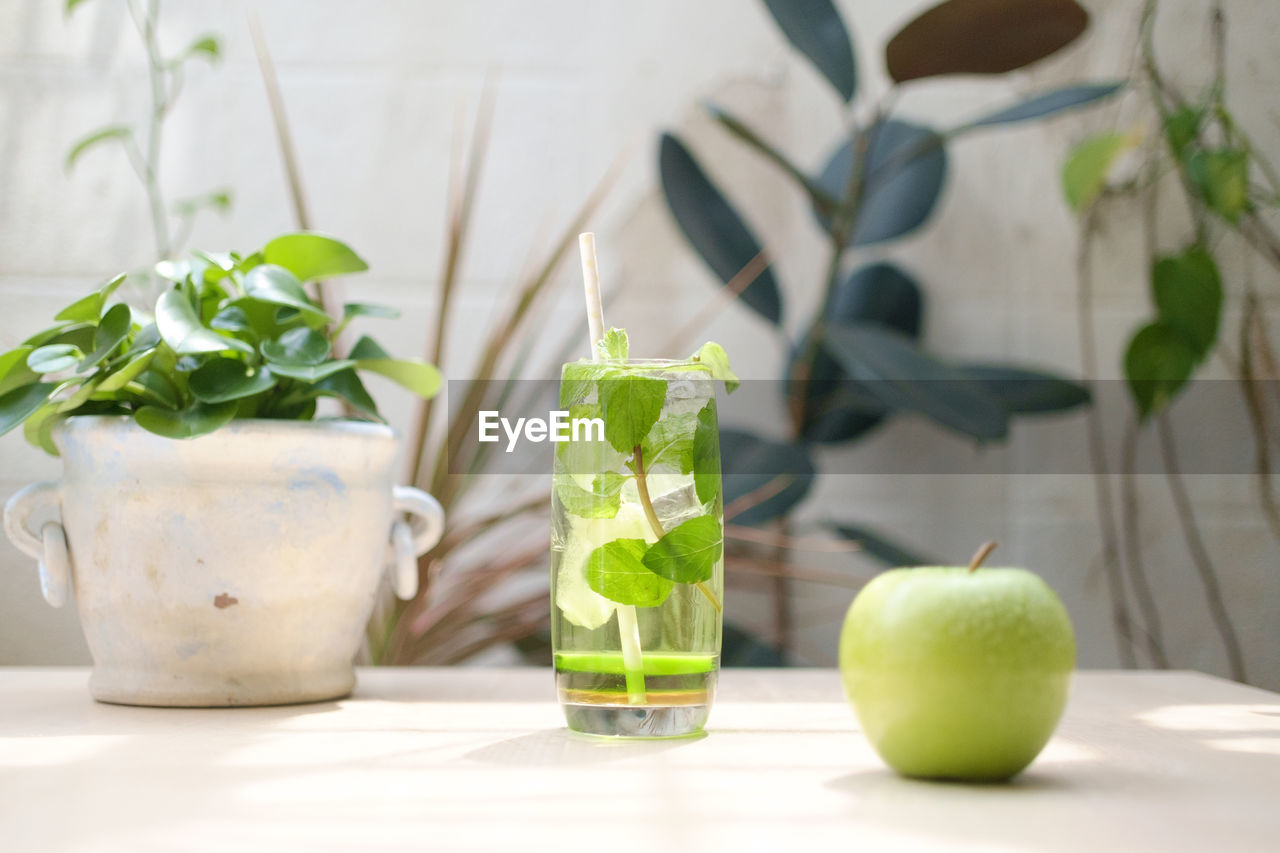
<box><xmin>2</xmin><ymin>0</ymin><xmax>1277</xmax><ymax>687</ymax></box>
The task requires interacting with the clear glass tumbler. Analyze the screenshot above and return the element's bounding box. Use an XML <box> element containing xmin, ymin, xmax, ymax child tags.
<box><xmin>551</xmin><ymin>358</ymin><xmax>724</xmax><ymax>737</ymax></box>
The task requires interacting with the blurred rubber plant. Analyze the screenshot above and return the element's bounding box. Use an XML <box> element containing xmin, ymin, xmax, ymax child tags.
<box><xmin>657</xmin><ymin>0</ymin><xmax>1115</xmax><ymax>653</ymax></box>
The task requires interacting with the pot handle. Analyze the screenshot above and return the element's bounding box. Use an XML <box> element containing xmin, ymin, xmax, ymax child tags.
<box><xmin>3</xmin><ymin>482</ymin><xmax>71</xmax><ymax>608</ymax></box>
<box><xmin>387</xmin><ymin>486</ymin><xmax>445</xmax><ymax>600</ymax></box>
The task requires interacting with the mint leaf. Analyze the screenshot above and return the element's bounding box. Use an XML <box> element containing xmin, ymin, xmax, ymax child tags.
<box><xmin>642</xmin><ymin>411</ymin><xmax>697</xmax><ymax>473</ymax></box>
<box><xmin>555</xmin><ymin>471</ymin><xmax>627</xmax><ymax>519</ymax></box>
<box><xmin>597</xmin><ymin>327</ymin><xmax>629</xmax><ymax>361</ymax></box>
<box><xmin>691</xmin><ymin>341</ymin><xmax>739</xmax><ymax>392</ymax></box>
<box><xmin>642</xmin><ymin>515</ymin><xmax>723</xmax><ymax>584</ymax></box>
<box><xmin>560</xmin><ymin>361</ymin><xmax>616</xmax><ymax>408</ymax></box>
<box><xmin>556</xmin><ymin>402</ymin><xmax>626</xmax><ymax>476</ymax></box>
<box><xmin>693</xmin><ymin>398</ymin><xmax>721</xmax><ymax>504</ymax></box>
<box><xmin>586</xmin><ymin>538</ymin><xmax>673</xmax><ymax>606</ymax></box>
<box><xmin>600</xmin><ymin>374</ymin><xmax>666</xmax><ymax>454</ymax></box>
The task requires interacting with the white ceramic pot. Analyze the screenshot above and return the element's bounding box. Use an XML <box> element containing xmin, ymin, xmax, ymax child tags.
<box><xmin>3</xmin><ymin>416</ymin><xmax>444</xmax><ymax>707</ymax></box>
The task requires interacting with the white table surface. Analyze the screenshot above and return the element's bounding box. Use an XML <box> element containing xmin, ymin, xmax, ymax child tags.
<box><xmin>1</xmin><ymin>668</ymin><xmax>1278</xmax><ymax>852</ymax></box>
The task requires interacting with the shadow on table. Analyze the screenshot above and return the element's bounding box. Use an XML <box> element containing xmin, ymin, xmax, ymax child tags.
<box><xmin>465</xmin><ymin>727</ymin><xmax>703</xmax><ymax>766</ymax></box>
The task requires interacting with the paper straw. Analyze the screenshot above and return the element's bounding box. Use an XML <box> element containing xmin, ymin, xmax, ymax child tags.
<box><xmin>577</xmin><ymin>232</ymin><xmax>646</xmax><ymax>705</ymax></box>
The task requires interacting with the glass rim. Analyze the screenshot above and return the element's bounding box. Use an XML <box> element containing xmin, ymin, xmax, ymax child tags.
<box><xmin>566</xmin><ymin>357</ymin><xmax>712</xmax><ymax>370</ymax></box>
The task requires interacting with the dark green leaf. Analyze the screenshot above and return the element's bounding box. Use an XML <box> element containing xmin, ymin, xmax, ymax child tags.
<box><xmin>96</xmin><ymin>349</ymin><xmax>156</xmax><ymax>393</ymax></box>
<box><xmin>1124</xmin><ymin>321</ymin><xmax>1197</xmax><ymax>419</ymax></box>
<box><xmin>956</xmin><ymin>364</ymin><xmax>1090</xmax><ymax>413</ymax></box>
<box><xmin>886</xmin><ymin>0</ymin><xmax>1089</xmax><ymax>83</ymax></box>
<box><xmin>348</xmin><ymin>335</ymin><xmax>391</xmax><ymax>361</ymax></box>
<box><xmin>721</xmin><ymin>429</ymin><xmax>816</xmax><ymax>526</ymax></box>
<box><xmin>189</xmin><ymin>358</ymin><xmax>276</xmax><ymax>403</ymax></box>
<box><xmin>81</xmin><ymin>303</ymin><xmax>131</xmax><ymax>369</ymax></box>
<box><xmin>693</xmin><ymin>399</ymin><xmax>721</xmax><ymax>504</ymax></box>
<box><xmin>1062</xmin><ymin>132</ymin><xmax>1135</xmax><ymax>210</ymax></box>
<box><xmin>242</xmin><ymin>265</ymin><xmax>331</xmax><ymax>325</ymax></box>
<box><xmin>816</xmin><ymin>120</ymin><xmax>947</xmax><ymax>246</ymax></box>
<box><xmin>1185</xmin><ymin>148</ymin><xmax>1251</xmax><ymax>224</ymax></box>
<box><xmin>262</xmin><ymin>233</ymin><xmax>368</xmax><ymax>282</ymax></box>
<box><xmin>1164</xmin><ymin>106</ymin><xmax>1203</xmax><ymax>158</ymax></box>
<box><xmin>762</xmin><ymin>0</ymin><xmax>857</xmax><ymax>102</ymax></box>
<box><xmin>659</xmin><ymin>133</ymin><xmax>783</xmax><ymax>324</ymax></box>
<box><xmin>964</xmin><ymin>81</ymin><xmax>1124</xmax><ymax>129</ymax></box>
<box><xmin>1151</xmin><ymin>246</ymin><xmax>1222</xmax><ymax>359</ymax></box>
<box><xmin>134</xmin><ymin>401</ymin><xmax>237</xmax><ymax>439</ymax></box>
<box><xmin>27</xmin><ymin>344</ymin><xmax>84</xmax><ymax>374</ymax></box>
<box><xmin>262</xmin><ymin>327</ymin><xmax>331</xmax><ymax>366</ymax></box>
<box><xmin>156</xmin><ymin>290</ymin><xmax>253</xmax><ymax>355</ymax></box>
<box><xmin>311</xmin><ymin>369</ymin><xmax>381</xmax><ymax>419</ymax></box>
<box><xmin>129</xmin><ymin>369</ymin><xmax>182</xmax><ymax>409</ymax></box>
<box><xmin>0</xmin><ymin>383</ymin><xmax>58</xmax><ymax>436</ymax></box>
<box><xmin>65</xmin><ymin>126</ymin><xmax>131</xmax><ymax>171</ymax></box>
<box><xmin>600</xmin><ymin>374</ymin><xmax>667</xmax><ymax>454</ymax></box>
<box><xmin>824</xmin><ymin>322</ymin><xmax>1009</xmax><ymax>442</ymax></box>
<box><xmin>585</xmin><ymin>538</ymin><xmax>673</xmax><ymax>607</ymax></box>
<box><xmin>831</xmin><ymin>523</ymin><xmax>939</xmax><ymax>567</ymax></box>
<box><xmin>643</xmin><ymin>515</ymin><xmax>722</xmax><ymax>584</ymax></box>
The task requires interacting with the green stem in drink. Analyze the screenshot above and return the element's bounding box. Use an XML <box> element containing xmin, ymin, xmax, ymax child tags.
<box><xmin>632</xmin><ymin>444</ymin><xmax>723</xmax><ymax>613</ymax></box>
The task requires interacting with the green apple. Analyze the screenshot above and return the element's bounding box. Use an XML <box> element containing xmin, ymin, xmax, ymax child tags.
<box><xmin>839</xmin><ymin>545</ymin><xmax>1075</xmax><ymax>782</ymax></box>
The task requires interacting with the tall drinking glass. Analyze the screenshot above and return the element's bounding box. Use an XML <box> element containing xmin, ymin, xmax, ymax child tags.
<box><xmin>551</xmin><ymin>358</ymin><xmax>724</xmax><ymax>737</ymax></box>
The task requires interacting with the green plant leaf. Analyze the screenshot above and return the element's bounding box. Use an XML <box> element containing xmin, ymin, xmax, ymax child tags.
<box><xmin>642</xmin><ymin>515</ymin><xmax>723</xmax><ymax>584</ymax></box>
<box><xmin>80</xmin><ymin>303</ymin><xmax>132</xmax><ymax>369</ymax></box>
<box><xmin>1151</xmin><ymin>246</ymin><xmax>1222</xmax><ymax>359</ymax></box>
<box><xmin>27</xmin><ymin>344</ymin><xmax>84</xmax><ymax>374</ymax></box>
<box><xmin>129</xmin><ymin>369</ymin><xmax>182</xmax><ymax>409</ymax></box>
<box><xmin>1185</xmin><ymin>148</ymin><xmax>1251</xmax><ymax>224</ymax></box>
<box><xmin>559</xmin><ymin>362</ymin><xmax>617</xmax><ymax>409</ymax></box>
<box><xmin>690</xmin><ymin>341</ymin><xmax>739</xmax><ymax>392</ymax></box>
<box><xmin>65</xmin><ymin>126</ymin><xmax>131</xmax><ymax>171</ymax></box>
<box><xmin>263</xmin><ymin>233</ymin><xmax>368</xmax><ymax>282</ymax></box>
<box><xmin>597</xmin><ymin>327</ymin><xmax>629</xmax><ymax>361</ymax></box>
<box><xmin>23</xmin><ymin>402</ymin><xmax>63</xmax><ymax>455</ymax></box>
<box><xmin>641</xmin><ymin>411</ymin><xmax>697</xmax><ymax>473</ymax></box>
<box><xmin>356</xmin><ymin>358</ymin><xmax>442</xmax><ymax>398</ymax></box>
<box><xmin>693</xmin><ymin>399</ymin><xmax>721</xmax><ymax>504</ymax></box>
<box><xmin>188</xmin><ymin>358</ymin><xmax>275</xmax><ymax>403</ymax></box>
<box><xmin>720</xmin><ymin>429</ymin><xmax>816</xmax><ymax>526</ymax></box>
<box><xmin>55</xmin><ymin>273</ymin><xmax>126</xmax><ymax>323</ymax></box>
<box><xmin>180</xmin><ymin>34</ymin><xmax>221</xmax><ymax>63</ymax></box>
<box><xmin>762</xmin><ymin>0</ymin><xmax>857</xmax><ymax>102</ymax></box>
<box><xmin>816</xmin><ymin>120</ymin><xmax>947</xmax><ymax>246</ymax></box>
<box><xmin>600</xmin><ymin>374</ymin><xmax>667</xmax><ymax>454</ymax></box>
<box><xmin>1063</xmin><ymin>132</ymin><xmax>1136</xmax><ymax>210</ymax></box>
<box><xmin>824</xmin><ymin>322</ymin><xmax>1009</xmax><ymax>442</ymax></box>
<box><xmin>0</xmin><ymin>383</ymin><xmax>58</xmax><ymax>436</ymax></box>
<box><xmin>311</xmin><ymin>369</ymin><xmax>381</xmax><ymax>419</ymax></box>
<box><xmin>886</xmin><ymin>0</ymin><xmax>1089</xmax><ymax>83</ymax></box>
<box><xmin>955</xmin><ymin>364</ymin><xmax>1091</xmax><ymax>413</ymax></box>
<box><xmin>96</xmin><ymin>349</ymin><xmax>156</xmax><ymax>392</ymax></box>
<box><xmin>963</xmin><ymin>81</ymin><xmax>1124</xmax><ymax>130</ymax></box>
<box><xmin>659</xmin><ymin>133</ymin><xmax>782</xmax><ymax>324</ymax></box>
<box><xmin>0</xmin><ymin>346</ymin><xmax>38</xmax><ymax>397</ymax></box>
<box><xmin>262</xmin><ymin>327</ymin><xmax>331</xmax><ymax>366</ymax></box>
<box><xmin>585</xmin><ymin>538</ymin><xmax>673</xmax><ymax>607</ymax></box>
<box><xmin>343</xmin><ymin>302</ymin><xmax>400</xmax><ymax>321</ymax></box>
<box><xmin>348</xmin><ymin>335</ymin><xmax>391</xmax><ymax>360</ymax></box>
<box><xmin>266</xmin><ymin>359</ymin><xmax>356</xmax><ymax>383</ymax></box>
<box><xmin>1124</xmin><ymin>321</ymin><xmax>1197</xmax><ymax>420</ymax></box>
<box><xmin>134</xmin><ymin>401</ymin><xmax>237</xmax><ymax>439</ymax></box>
<box><xmin>65</xmin><ymin>0</ymin><xmax>94</xmax><ymax>14</ymax></box>
<box><xmin>830</xmin><ymin>523</ymin><xmax>938</xmax><ymax>567</ymax></box>
<box><xmin>1164</xmin><ymin>106</ymin><xmax>1203</xmax><ymax>158</ymax></box>
<box><xmin>156</xmin><ymin>290</ymin><xmax>253</xmax><ymax>355</ymax></box>
<box><xmin>172</xmin><ymin>189</ymin><xmax>232</xmax><ymax>217</ymax></box>
<box><xmin>242</xmin><ymin>265</ymin><xmax>331</xmax><ymax>325</ymax></box>
<box><xmin>555</xmin><ymin>471</ymin><xmax>627</xmax><ymax>519</ymax></box>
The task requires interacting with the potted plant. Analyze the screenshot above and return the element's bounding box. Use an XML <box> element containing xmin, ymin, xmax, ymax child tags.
<box><xmin>0</xmin><ymin>232</ymin><xmax>444</xmax><ymax>707</ymax></box>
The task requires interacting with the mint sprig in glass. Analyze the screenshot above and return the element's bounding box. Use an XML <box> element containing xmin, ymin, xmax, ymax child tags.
<box><xmin>551</xmin><ymin>233</ymin><xmax>736</xmax><ymax>738</ymax></box>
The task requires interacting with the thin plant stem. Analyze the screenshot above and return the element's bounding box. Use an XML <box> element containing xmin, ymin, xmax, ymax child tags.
<box><xmin>1119</xmin><ymin>418</ymin><xmax>1169</xmax><ymax>667</ymax></box>
<box><xmin>1155</xmin><ymin>413</ymin><xmax>1248</xmax><ymax>682</ymax></box>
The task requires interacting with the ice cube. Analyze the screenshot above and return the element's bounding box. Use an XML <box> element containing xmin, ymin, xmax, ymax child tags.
<box><xmin>650</xmin><ymin>479</ymin><xmax>703</xmax><ymax>529</ymax></box>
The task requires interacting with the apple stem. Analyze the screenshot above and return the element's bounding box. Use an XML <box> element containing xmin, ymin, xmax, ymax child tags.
<box><xmin>968</xmin><ymin>541</ymin><xmax>998</xmax><ymax>574</ymax></box>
